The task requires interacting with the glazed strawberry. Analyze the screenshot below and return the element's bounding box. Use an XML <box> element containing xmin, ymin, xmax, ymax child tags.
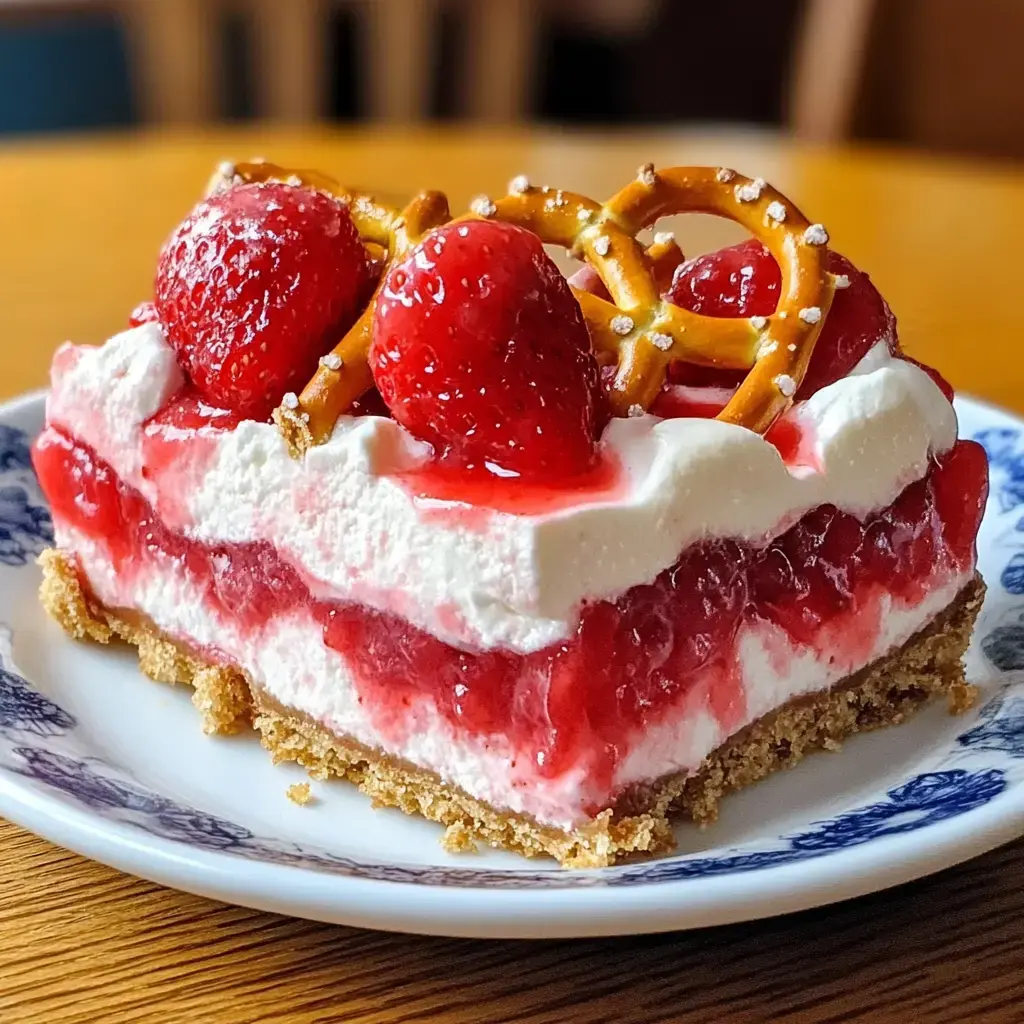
<box><xmin>145</xmin><ymin>388</ymin><xmax>243</xmax><ymax>435</ymax></box>
<box><xmin>667</xmin><ymin>238</ymin><xmax>781</xmax><ymax>319</ymax></box>
<box><xmin>348</xmin><ymin>387</ymin><xmax>392</xmax><ymax>419</ymax></box>
<box><xmin>370</xmin><ymin>220</ymin><xmax>600</xmax><ymax>480</ymax></box>
<box><xmin>155</xmin><ymin>182</ymin><xmax>367</xmax><ymax>421</ymax></box>
<box><xmin>128</xmin><ymin>301</ymin><xmax>159</xmax><ymax>328</ymax></box>
<box><xmin>664</xmin><ymin>239</ymin><xmax>898</xmax><ymax>398</ymax></box>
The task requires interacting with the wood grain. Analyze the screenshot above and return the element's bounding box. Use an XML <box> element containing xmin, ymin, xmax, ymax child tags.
<box><xmin>1</xmin><ymin>818</ymin><xmax>1023</xmax><ymax>1023</ymax></box>
<box><xmin>1</xmin><ymin>128</ymin><xmax>1023</xmax><ymax>1022</ymax></box>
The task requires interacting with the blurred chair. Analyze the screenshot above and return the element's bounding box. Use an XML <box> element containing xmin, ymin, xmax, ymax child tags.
<box><xmin>0</xmin><ymin>0</ymin><xmax>889</xmax><ymax>139</ymax></box>
<box><xmin>249</xmin><ymin>0</ymin><xmax>662</xmax><ymax>123</ymax></box>
<box><xmin>789</xmin><ymin>0</ymin><xmax>876</xmax><ymax>141</ymax></box>
<box><xmin>244</xmin><ymin>0</ymin><xmax>881</xmax><ymax>130</ymax></box>
<box><xmin>0</xmin><ymin>0</ymin><xmax>218</xmax><ymax>125</ymax></box>
<box><xmin>245</xmin><ymin>0</ymin><xmax>439</xmax><ymax>123</ymax></box>
<box><xmin>250</xmin><ymin>0</ymin><xmax>326</xmax><ymax>121</ymax></box>
<box><xmin>460</xmin><ymin>0</ymin><xmax>661</xmax><ymax>122</ymax></box>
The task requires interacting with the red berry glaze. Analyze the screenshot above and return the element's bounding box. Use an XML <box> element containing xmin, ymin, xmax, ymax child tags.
<box><xmin>128</xmin><ymin>301</ymin><xmax>159</xmax><ymax>328</ymax></box>
<box><xmin>370</xmin><ymin>220</ymin><xmax>600</xmax><ymax>481</ymax></box>
<box><xmin>155</xmin><ymin>182</ymin><xmax>368</xmax><ymax>421</ymax></box>
<box><xmin>664</xmin><ymin>239</ymin><xmax>900</xmax><ymax>398</ymax></box>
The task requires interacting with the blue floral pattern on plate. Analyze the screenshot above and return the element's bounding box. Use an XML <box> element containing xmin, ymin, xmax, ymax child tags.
<box><xmin>0</xmin><ymin>485</ymin><xmax>54</xmax><ymax>567</ymax></box>
<box><xmin>0</xmin><ymin>425</ymin><xmax>32</xmax><ymax>473</ymax></box>
<box><xmin>1</xmin><ymin>413</ymin><xmax>1023</xmax><ymax>890</ymax></box>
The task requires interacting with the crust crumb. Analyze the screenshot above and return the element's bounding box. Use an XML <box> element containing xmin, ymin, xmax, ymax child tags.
<box><xmin>38</xmin><ymin>549</ymin><xmax>111</xmax><ymax>643</ymax></box>
<box><xmin>287</xmin><ymin>782</ymin><xmax>313</xmax><ymax>806</ymax></box>
<box><xmin>949</xmin><ymin>681</ymin><xmax>979</xmax><ymax>714</ymax></box>
<box><xmin>39</xmin><ymin>549</ymin><xmax>250</xmax><ymax>735</ymax></box>
<box><xmin>441</xmin><ymin>821</ymin><xmax>479</xmax><ymax>854</ymax></box>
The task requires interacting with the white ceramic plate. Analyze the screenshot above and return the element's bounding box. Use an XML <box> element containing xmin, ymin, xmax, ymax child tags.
<box><xmin>2</xmin><ymin>390</ymin><xmax>1024</xmax><ymax>939</ymax></box>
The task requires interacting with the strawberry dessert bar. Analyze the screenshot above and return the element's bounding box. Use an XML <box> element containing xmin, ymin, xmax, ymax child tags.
<box><xmin>33</xmin><ymin>161</ymin><xmax>987</xmax><ymax>867</ymax></box>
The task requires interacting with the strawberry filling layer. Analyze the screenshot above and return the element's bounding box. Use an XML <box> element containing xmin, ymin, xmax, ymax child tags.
<box><xmin>34</xmin><ymin>425</ymin><xmax>986</xmax><ymax>808</ymax></box>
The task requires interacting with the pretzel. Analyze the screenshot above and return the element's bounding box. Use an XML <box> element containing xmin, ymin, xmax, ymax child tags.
<box><xmin>207</xmin><ymin>159</ymin><xmax>400</xmax><ymax>245</ymax></box>
<box><xmin>472</xmin><ymin>166</ymin><xmax>836</xmax><ymax>431</ymax></box>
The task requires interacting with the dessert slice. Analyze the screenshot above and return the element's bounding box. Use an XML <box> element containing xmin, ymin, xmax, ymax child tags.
<box><xmin>34</xmin><ymin>163</ymin><xmax>987</xmax><ymax>867</ymax></box>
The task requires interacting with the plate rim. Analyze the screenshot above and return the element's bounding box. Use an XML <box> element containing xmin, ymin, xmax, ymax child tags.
<box><xmin>2</xmin><ymin>388</ymin><xmax>1023</xmax><ymax>939</ymax></box>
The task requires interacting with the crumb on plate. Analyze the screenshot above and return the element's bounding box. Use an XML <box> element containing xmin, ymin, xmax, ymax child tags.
<box><xmin>287</xmin><ymin>782</ymin><xmax>313</xmax><ymax>806</ymax></box>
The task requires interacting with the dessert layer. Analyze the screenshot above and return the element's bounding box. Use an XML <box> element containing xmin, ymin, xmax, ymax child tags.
<box><xmin>35</xmin><ymin>410</ymin><xmax>985</xmax><ymax>827</ymax></box>
<box><xmin>39</xmin><ymin>548</ymin><xmax>983</xmax><ymax>867</ymax></box>
<box><xmin>52</xmin><ymin>519</ymin><xmax>973</xmax><ymax>827</ymax></box>
<box><xmin>45</xmin><ymin>323</ymin><xmax>956</xmax><ymax>653</ymax></box>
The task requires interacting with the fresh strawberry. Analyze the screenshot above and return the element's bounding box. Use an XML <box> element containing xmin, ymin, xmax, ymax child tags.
<box><xmin>128</xmin><ymin>301</ymin><xmax>160</xmax><ymax>328</ymax></box>
<box><xmin>348</xmin><ymin>387</ymin><xmax>392</xmax><ymax>418</ymax></box>
<box><xmin>371</xmin><ymin>220</ymin><xmax>599</xmax><ymax>480</ymax></box>
<box><xmin>155</xmin><ymin>182</ymin><xmax>367</xmax><ymax>421</ymax></box>
<box><xmin>664</xmin><ymin>239</ymin><xmax>899</xmax><ymax>398</ymax></box>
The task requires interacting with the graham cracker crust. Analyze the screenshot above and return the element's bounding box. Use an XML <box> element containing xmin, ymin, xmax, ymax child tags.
<box><xmin>38</xmin><ymin>547</ymin><xmax>985</xmax><ymax>868</ymax></box>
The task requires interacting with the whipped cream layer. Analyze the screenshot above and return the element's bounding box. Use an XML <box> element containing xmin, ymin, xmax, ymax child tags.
<box><xmin>60</xmin><ymin>523</ymin><xmax>972</xmax><ymax>827</ymax></box>
<box><xmin>47</xmin><ymin>323</ymin><xmax>957</xmax><ymax>654</ymax></box>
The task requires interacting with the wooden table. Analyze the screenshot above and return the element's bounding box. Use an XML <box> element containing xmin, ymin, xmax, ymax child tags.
<box><xmin>1</xmin><ymin>128</ymin><xmax>1023</xmax><ymax>1023</ymax></box>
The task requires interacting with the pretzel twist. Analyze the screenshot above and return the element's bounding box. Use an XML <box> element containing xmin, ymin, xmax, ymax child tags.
<box><xmin>475</xmin><ymin>167</ymin><xmax>835</xmax><ymax>429</ymax></box>
<box><xmin>208</xmin><ymin>161</ymin><xmax>836</xmax><ymax>451</ymax></box>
